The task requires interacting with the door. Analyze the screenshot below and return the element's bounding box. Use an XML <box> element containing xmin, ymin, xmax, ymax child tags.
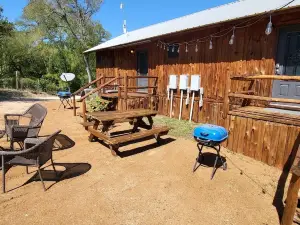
<box><xmin>272</xmin><ymin>26</ymin><xmax>300</xmax><ymax>104</ymax></box>
<box><xmin>137</xmin><ymin>51</ymin><xmax>148</xmax><ymax>92</ymax></box>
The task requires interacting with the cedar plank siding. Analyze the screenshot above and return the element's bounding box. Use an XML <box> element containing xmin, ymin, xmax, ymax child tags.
<box><xmin>95</xmin><ymin>9</ymin><xmax>300</xmax><ymax>169</ymax></box>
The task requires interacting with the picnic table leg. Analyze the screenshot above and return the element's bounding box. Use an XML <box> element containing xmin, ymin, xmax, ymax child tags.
<box><xmin>109</xmin><ymin>145</ymin><xmax>119</xmax><ymax>157</ymax></box>
<box><xmin>147</xmin><ymin>116</ymin><xmax>154</xmax><ymax>129</ymax></box>
<box><xmin>88</xmin><ymin>120</ymin><xmax>100</xmax><ymax>142</ymax></box>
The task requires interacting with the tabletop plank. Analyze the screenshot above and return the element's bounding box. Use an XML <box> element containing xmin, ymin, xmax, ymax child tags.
<box><xmin>87</xmin><ymin>109</ymin><xmax>158</xmax><ymax>122</ymax></box>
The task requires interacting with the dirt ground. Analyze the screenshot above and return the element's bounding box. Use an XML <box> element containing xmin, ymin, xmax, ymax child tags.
<box><xmin>0</xmin><ymin>100</ymin><xmax>293</xmax><ymax>225</ymax></box>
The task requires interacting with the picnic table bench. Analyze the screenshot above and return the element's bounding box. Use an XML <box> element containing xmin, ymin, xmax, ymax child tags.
<box><xmin>83</xmin><ymin>109</ymin><xmax>170</xmax><ymax>156</ymax></box>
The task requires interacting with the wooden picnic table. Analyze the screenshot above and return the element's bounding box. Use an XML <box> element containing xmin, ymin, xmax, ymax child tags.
<box><xmin>83</xmin><ymin>109</ymin><xmax>170</xmax><ymax>156</ymax></box>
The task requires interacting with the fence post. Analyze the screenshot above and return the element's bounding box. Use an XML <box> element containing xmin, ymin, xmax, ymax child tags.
<box><xmin>73</xmin><ymin>95</ymin><xmax>76</xmax><ymax>116</ymax></box>
<box><xmin>15</xmin><ymin>71</ymin><xmax>19</xmax><ymax>89</ymax></box>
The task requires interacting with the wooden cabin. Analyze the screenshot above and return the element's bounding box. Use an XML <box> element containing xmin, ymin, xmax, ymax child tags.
<box><xmin>84</xmin><ymin>0</ymin><xmax>300</xmax><ymax>170</ymax></box>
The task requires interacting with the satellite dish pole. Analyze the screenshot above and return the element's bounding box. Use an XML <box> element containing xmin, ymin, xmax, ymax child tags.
<box><xmin>120</xmin><ymin>2</ymin><xmax>127</xmax><ymax>34</ymax></box>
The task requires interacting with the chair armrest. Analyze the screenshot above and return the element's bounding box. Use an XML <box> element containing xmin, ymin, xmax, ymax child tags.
<box><xmin>24</xmin><ymin>137</ymin><xmax>46</xmax><ymax>147</ymax></box>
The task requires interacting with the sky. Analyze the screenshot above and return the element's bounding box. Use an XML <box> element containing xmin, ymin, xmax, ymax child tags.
<box><xmin>0</xmin><ymin>0</ymin><xmax>236</xmax><ymax>38</ymax></box>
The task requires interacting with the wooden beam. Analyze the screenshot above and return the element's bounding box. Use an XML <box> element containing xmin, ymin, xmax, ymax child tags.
<box><xmin>229</xmin><ymin>93</ymin><xmax>300</xmax><ymax>105</ymax></box>
<box><xmin>281</xmin><ymin>171</ymin><xmax>300</xmax><ymax>225</ymax></box>
<box><xmin>120</xmin><ymin>86</ymin><xmax>157</xmax><ymax>89</ymax></box>
<box><xmin>124</xmin><ymin>74</ymin><xmax>128</xmax><ymax>110</ymax></box>
<box><xmin>231</xmin><ymin>75</ymin><xmax>300</xmax><ymax>81</ymax></box>
<box><xmin>127</xmin><ymin>76</ymin><xmax>158</xmax><ymax>79</ymax></box>
<box><xmin>80</xmin><ymin>77</ymin><xmax>118</xmax><ymax>101</ymax></box>
<box><xmin>72</xmin><ymin>76</ymin><xmax>103</xmax><ymax>96</ymax></box>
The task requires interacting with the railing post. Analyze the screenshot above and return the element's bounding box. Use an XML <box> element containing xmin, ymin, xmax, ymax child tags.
<box><xmin>82</xmin><ymin>99</ymin><xmax>87</xmax><ymax>124</ymax></box>
<box><xmin>118</xmin><ymin>85</ymin><xmax>122</xmax><ymax>111</ymax></box>
<box><xmin>124</xmin><ymin>74</ymin><xmax>128</xmax><ymax>110</ymax></box>
<box><xmin>73</xmin><ymin>95</ymin><xmax>76</xmax><ymax>116</ymax></box>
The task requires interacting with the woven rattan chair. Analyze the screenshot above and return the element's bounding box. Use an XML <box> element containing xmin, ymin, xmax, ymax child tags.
<box><xmin>0</xmin><ymin>130</ymin><xmax>61</xmax><ymax>193</ymax></box>
<box><xmin>4</xmin><ymin>103</ymin><xmax>47</xmax><ymax>150</ymax></box>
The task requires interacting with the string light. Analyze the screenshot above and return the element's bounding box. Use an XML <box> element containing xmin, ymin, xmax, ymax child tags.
<box><xmin>229</xmin><ymin>27</ymin><xmax>235</xmax><ymax>45</ymax></box>
<box><xmin>155</xmin><ymin>1</ymin><xmax>294</xmax><ymax>53</ymax></box>
<box><xmin>209</xmin><ymin>37</ymin><xmax>213</xmax><ymax>50</ymax></box>
<box><xmin>265</xmin><ymin>15</ymin><xmax>273</xmax><ymax>35</ymax></box>
<box><xmin>157</xmin><ymin>42</ymin><xmax>159</xmax><ymax>47</ymax></box>
<box><xmin>167</xmin><ymin>45</ymin><xmax>170</xmax><ymax>52</ymax></box>
<box><xmin>164</xmin><ymin>44</ymin><xmax>166</xmax><ymax>50</ymax></box>
<box><xmin>172</xmin><ymin>45</ymin><xmax>175</xmax><ymax>53</ymax></box>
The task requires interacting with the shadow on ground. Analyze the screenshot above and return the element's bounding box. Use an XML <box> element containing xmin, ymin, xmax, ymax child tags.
<box><xmin>192</xmin><ymin>152</ymin><xmax>227</xmax><ymax>173</ymax></box>
<box><xmin>6</xmin><ymin>163</ymin><xmax>92</xmax><ymax>193</ymax></box>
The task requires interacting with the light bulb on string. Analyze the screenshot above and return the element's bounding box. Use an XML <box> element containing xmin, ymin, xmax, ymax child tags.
<box><xmin>172</xmin><ymin>45</ymin><xmax>175</xmax><ymax>53</ymax></box>
<box><xmin>185</xmin><ymin>43</ymin><xmax>188</xmax><ymax>53</ymax></box>
<box><xmin>160</xmin><ymin>43</ymin><xmax>162</xmax><ymax>49</ymax></box>
<box><xmin>157</xmin><ymin>42</ymin><xmax>159</xmax><ymax>47</ymax></box>
<box><xmin>195</xmin><ymin>42</ymin><xmax>198</xmax><ymax>52</ymax></box>
<box><xmin>229</xmin><ymin>27</ymin><xmax>235</xmax><ymax>45</ymax></box>
<box><xmin>164</xmin><ymin>44</ymin><xmax>166</xmax><ymax>50</ymax></box>
<box><xmin>167</xmin><ymin>45</ymin><xmax>170</xmax><ymax>52</ymax></box>
<box><xmin>177</xmin><ymin>45</ymin><xmax>180</xmax><ymax>53</ymax></box>
<box><xmin>209</xmin><ymin>37</ymin><xmax>213</xmax><ymax>50</ymax></box>
<box><xmin>265</xmin><ymin>15</ymin><xmax>273</xmax><ymax>35</ymax></box>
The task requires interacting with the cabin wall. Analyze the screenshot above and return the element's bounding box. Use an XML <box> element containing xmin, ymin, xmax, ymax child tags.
<box><xmin>96</xmin><ymin>10</ymin><xmax>300</xmax><ymax>123</ymax></box>
<box><xmin>95</xmin><ymin>9</ymin><xmax>300</xmax><ymax>170</ymax></box>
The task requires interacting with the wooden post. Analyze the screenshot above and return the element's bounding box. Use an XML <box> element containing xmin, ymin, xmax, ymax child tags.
<box><xmin>124</xmin><ymin>74</ymin><xmax>128</xmax><ymax>110</ymax></box>
<box><xmin>222</xmin><ymin>68</ymin><xmax>231</xmax><ymax>119</ymax></box>
<box><xmin>15</xmin><ymin>71</ymin><xmax>19</xmax><ymax>89</ymax></box>
<box><xmin>281</xmin><ymin>167</ymin><xmax>300</xmax><ymax>225</ymax></box>
<box><xmin>118</xmin><ymin>85</ymin><xmax>122</xmax><ymax>111</ymax></box>
<box><xmin>82</xmin><ymin>99</ymin><xmax>87</xmax><ymax>124</ymax></box>
<box><xmin>73</xmin><ymin>95</ymin><xmax>76</xmax><ymax>116</ymax></box>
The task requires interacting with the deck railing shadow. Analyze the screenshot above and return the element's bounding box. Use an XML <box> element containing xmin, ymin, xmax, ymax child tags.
<box><xmin>273</xmin><ymin>133</ymin><xmax>300</xmax><ymax>223</ymax></box>
<box><xmin>97</xmin><ymin>136</ymin><xmax>176</xmax><ymax>158</ymax></box>
<box><xmin>7</xmin><ymin>162</ymin><xmax>91</xmax><ymax>193</ymax></box>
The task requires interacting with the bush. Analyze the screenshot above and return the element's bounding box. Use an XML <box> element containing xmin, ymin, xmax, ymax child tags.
<box><xmin>86</xmin><ymin>95</ymin><xmax>110</xmax><ymax>112</ymax></box>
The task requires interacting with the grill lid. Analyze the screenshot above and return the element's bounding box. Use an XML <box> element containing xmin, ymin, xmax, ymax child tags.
<box><xmin>57</xmin><ymin>91</ymin><xmax>71</xmax><ymax>97</ymax></box>
<box><xmin>194</xmin><ymin>124</ymin><xmax>228</xmax><ymax>142</ymax></box>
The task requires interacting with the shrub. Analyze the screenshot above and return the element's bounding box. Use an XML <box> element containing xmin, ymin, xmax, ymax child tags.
<box><xmin>86</xmin><ymin>95</ymin><xmax>110</xmax><ymax>112</ymax></box>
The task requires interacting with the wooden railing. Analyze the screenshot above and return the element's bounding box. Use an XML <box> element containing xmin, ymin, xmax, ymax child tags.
<box><xmin>72</xmin><ymin>76</ymin><xmax>103</xmax><ymax>116</ymax></box>
<box><xmin>73</xmin><ymin>74</ymin><xmax>158</xmax><ymax>118</ymax></box>
<box><xmin>223</xmin><ymin>74</ymin><xmax>300</xmax><ymax>117</ymax></box>
<box><xmin>118</xmin><ymin>74</ymin><xmax>158</xmax><ymax>111</ymax></box>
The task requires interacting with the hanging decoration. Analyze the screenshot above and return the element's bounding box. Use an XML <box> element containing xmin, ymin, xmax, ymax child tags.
<box><xmin>156</xmin><ymin>0</ymin><xmax>294</xmax><ymax>53</ymax></box>
<box><xmin>229</xmin><ymin>27</ymin><xmax>235</xmax><ymax>45</ymax></box>
<box><xmin>265</xmin><ymin>15</ymin><xmax>273</xmax><ymax>35</ymax></box>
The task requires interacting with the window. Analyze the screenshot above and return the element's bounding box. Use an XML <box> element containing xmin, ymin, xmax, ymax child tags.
<box><xmin>168</xmin><ymin>45</ymin><xmax>179</xmax><ymax>58</ymax></box>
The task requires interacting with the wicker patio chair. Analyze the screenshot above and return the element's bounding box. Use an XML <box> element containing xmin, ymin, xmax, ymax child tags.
<box><xmin>0</xmin><ymin>130</ymin><xmax>61</xmax><ymax>193</ymax></box>
<box><xmin>4</xmin><ymin>103</ymin><xmax>47</xmax><ymax>150</ymax></box>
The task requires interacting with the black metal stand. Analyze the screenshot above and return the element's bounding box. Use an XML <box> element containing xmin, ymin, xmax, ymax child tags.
<box><xmin>193</xmin><ymin>142</ymin><xmax>227</xmax><ymax>179</ymax></box>
<box><xmin>58</xmin><ymin>96</ymin><xmax>72</xmax><ymax>110</ymax></box>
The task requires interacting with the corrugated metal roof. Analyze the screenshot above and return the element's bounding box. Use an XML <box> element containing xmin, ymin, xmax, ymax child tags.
<box><xmin>85</xmin><ymin>0</ymin><xmax>300</xmax><ymax>53</ymax></box>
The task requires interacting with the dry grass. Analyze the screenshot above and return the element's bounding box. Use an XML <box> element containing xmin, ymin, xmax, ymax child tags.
<box><xmin>153</xmin><ymin>115</ymin><xmax>199</xmax><ymax>139</ymax></box>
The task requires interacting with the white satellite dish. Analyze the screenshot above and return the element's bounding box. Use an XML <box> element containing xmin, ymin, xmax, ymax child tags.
<box><xmin>60</xmin><ymin>73</ymin><xmax>75</xmax><ymax>82</ymax></box>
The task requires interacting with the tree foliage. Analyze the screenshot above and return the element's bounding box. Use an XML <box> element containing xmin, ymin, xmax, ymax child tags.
<box><xmin>0</xmin><ymin>1</ymin><xmax>110</xmax><ymax>92</ymax></box>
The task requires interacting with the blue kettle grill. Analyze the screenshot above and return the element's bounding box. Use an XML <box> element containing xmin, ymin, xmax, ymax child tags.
<box><xmin>193</xmin><ymin>124</ymin><xmax>228</xmax><ymax>179</ymax></box>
